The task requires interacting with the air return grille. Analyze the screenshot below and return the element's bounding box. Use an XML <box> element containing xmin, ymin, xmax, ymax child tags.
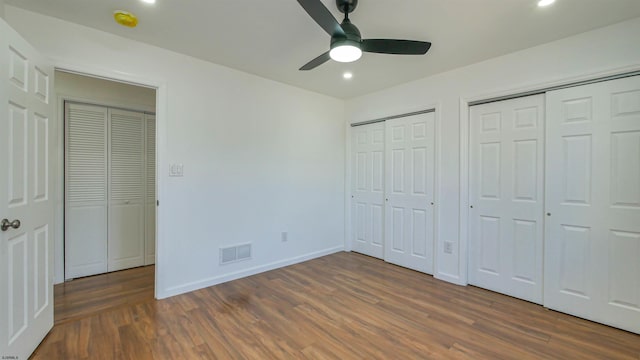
<box><xmin>219</xmin><ymin>243</ymin><xmax>252</xmax><ymax>265</ymax></box>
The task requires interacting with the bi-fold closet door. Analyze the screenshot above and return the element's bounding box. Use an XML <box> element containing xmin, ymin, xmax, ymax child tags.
<box><xmin>468</xmin><ymin>94</ymin><xmax>545</xmax><ymax>304</ymax></box>
<box><xmin>544</xmin><ymin>76</ymin><xmax>640</xmax><ymax>334</ymax></box>
<box><xmin>65</xmin><ymin>102</ymin><xmax>155</xmax><ymax>280</ymax></box>
<box><xmin>468</xmin><ymin>76</ymin><xmax>640</xmax><ymax>334</ymax></box>
<box><xmin>351</xmin><ymin>112</ymin><xmax>436</xmax><ymax>274</ymax></box>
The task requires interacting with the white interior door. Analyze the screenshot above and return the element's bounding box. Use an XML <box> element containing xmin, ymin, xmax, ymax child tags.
<box><xmin>145</xmin><ymin>114</ymin><xmax>156</xmax><ymax>265</ymax></box>
<box><xmin>351</xmin><ymin>122</ymin><xmax>385</xmax><ymax>259</ymax></box>
<box><xmin>545</xmin><ymin>75</ymin><xmax>640</xmax><ymax>334</ymax></box>
<box><xmin>65</xmin><ymin>102</ymin><xmax>108</xmax><ymax>279</ymax></box>
<box><xmin>468</xmin><ymin>95</ymin><xmax>545</xmax><ymax>304</ymax></box>
<box><xmin>108</xmin><ymin>109</ymin><xmax>145</xmax><ymax>271</ymax></box>
<box><xmin>384</xmin><ymin>112</ymin><xmax>435</xmax><ymax>274</ymax></box>
<box><xmin>0</xmin><ymin>19</ymin><xmax>55</xmax><ymax>358</ymax></box>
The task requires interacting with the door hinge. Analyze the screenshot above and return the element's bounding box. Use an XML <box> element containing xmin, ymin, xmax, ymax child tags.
<box><xmin>157</xmin><ymin>200</ymin><xmax>159</xmax><ymax>206</ymax></box>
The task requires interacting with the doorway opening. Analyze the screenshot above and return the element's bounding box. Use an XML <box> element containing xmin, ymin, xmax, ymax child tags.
<box><xmin>56</xmin><ymin>70</ymin><xmax>157</xmax><ymax>324</ymax></box>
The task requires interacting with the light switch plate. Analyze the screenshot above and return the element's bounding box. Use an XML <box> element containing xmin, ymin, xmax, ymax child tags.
<box><xmin>169</xmin><ymin>163</ymin><xmax>184</xmax><ymax>177</ymax></box>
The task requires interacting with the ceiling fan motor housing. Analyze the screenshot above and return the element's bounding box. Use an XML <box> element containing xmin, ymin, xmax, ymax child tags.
<box><xmin>330</xmin><ymin>19</ymin><xmax>361</xmax><ymax>49</ymax></box>
<box><xmin>336</xmin><ymin>0</ymin><xmax>358</xmax><ymax>13</ymax></box>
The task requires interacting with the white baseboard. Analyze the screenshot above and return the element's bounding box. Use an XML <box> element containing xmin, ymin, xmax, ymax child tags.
<box><xmin>158</xmin><ymin>245</ymin><xmax>344</xmax><ymax>299</ymax></box>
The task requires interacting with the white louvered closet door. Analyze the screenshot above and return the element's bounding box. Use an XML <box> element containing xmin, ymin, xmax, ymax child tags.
<box><xmin>145</xmin><ymin>114</ymin><xmax>156</xmax><ymax>265</ymax></box>
<box><xmin>65</xmin><ymin>103</ymin><xmax>108</xmax><ymax>279</ymax></box>
<box><xmin>108</xmin><ymin>109</ymin><xmax>145</xmax><ymax>271</ymax></box>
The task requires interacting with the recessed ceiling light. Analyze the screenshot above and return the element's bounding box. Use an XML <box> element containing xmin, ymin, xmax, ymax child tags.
<box><xmin>141</xmin><ymin>0</ymin><xmax>156</xmax><ymax>3</ymax></box>
<box><xmin>343</xmin><ymin>72</ymin><xmax>353</xmax><ymax>80</ymax></box>
<box><xmin>538</xmin><ymin>0</ymin><xmax>556</xmax><ymax>7</ymax></box>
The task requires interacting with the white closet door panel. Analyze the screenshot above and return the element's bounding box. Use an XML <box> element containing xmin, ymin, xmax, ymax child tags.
<box><xmin>145</xmin><ymin>114</ymin><xmax>156</xmax><ymax>265</ymax></box>
<box><xmin>384</xmin><ymin>112</ymin><xmax>435</xmax><ymax>274</ymax></box>
<box><xmin>108</xmin><ymin>109</ymin><xmax>144</xmax><ymax>271</ymax></box>
<box><xmin>351</xmin><ymin>122</ymin><xmax>385</xmax><ymax>259</ymax></box>
<box><xmin>65</xmin><ymin>206</ymin><xmax>107</xmax><ymax>278</ymax></box>
<box><xmin>108</xmin><ymin>204</ymin><xmax>144</xmax><ymax>271</ymax></box>
<box><xmin>469</xmin><ymin>94</ymin><xmax>544</xmax><ymax>304</ymax></box>
<box><xmin>64</xmin><ymin>103</ymin><xmax>108</xmax><ymax>279</ymax></box>
<box><xmin>145</xmin><ymin>203</ymin><xmax>156</xmax><ymax>265</ymax></box>
<box><xmin>545</xmin><ymin>75</ymin><xmax>640</xmax><ymax>334</ymax></box>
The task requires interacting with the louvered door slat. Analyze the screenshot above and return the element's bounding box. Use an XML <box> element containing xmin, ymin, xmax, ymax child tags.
<box><xmin>66</xmin><ymin>104</ymin><xmax>107</xmax><ymax>203</ymax></box>
<box><xmin>110</xmin><ymin>111</ymin><xmax>144</xmax><ymax>202</ymax></box>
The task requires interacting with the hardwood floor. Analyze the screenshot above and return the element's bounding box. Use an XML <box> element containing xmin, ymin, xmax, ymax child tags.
<box><xmin>54</xmin><ymin>265</ymin><xmax>154</xmax><ymax>325</ymax></box>
<box><xmin>33</xmin><ymin>252</ymin><xmax>640</xmax><ymax>359</ymax></box>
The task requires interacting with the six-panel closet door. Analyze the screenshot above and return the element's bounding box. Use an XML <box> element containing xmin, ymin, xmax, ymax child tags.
<box><xmin>544</xmin><ymin>76</ymin><xmax>640</xmax><ymax>334</ymax></box>
<box><xmin>350</xmin><ymin>112</ymin><xmax>436</xmax><ymax>273</ymax></box>
<box><xmin>468</xmin><ymin>95</ymin><xmax>545</xmax><ymax>304</ymax></box>
<box><xmin>384</xmin><ymin>113</ymin><xmax>436</xmax><ymax>274</ymax></box>
<box><xmin>351</xmin><ymin>123</ymin><xmax>385</xmax><ymax>259</ymax></box>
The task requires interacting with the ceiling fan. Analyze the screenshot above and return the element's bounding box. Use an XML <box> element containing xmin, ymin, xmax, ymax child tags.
<box><xmin>297</xmin><ymin>0</ymin><xmax>432</xmax><ymax>70</ymax></box>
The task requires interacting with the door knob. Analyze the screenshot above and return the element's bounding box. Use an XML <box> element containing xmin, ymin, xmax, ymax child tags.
<box><xmin>1</xmin><ymin>219</ymin><xmax>21</xmax><ymax>232</ymax></box>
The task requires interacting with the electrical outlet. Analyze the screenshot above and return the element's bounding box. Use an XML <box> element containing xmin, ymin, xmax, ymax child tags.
<box><xmin>444</xmin><ymin>241</ymin><xmax>454</xmax><ymax>254</ymax></box>
<box><xmin>281</xmin><ymin>232</ymin><xmax>288</xmax><ymax>242</ymax></box>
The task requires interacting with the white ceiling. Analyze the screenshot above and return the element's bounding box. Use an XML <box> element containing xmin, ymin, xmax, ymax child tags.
<box><xmin>6</xmin><ymin>0</ymin><xmax>640</xmax><ymax>98</ymax></box>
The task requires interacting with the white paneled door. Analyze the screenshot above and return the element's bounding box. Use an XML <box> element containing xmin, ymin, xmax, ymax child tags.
<box><xmin>384</xmin><ymin>113</ymin><xmax>435</xmax><ymax>274</ymax></box>
<box><xmin>469</xmin><ymin>95</ymin><xmax>545</xmax><ymax>304</ymax></box>
<box><xmin>108</xmin><ymin>109</ymin><xmax>145</xmax><ymax>271</ymax></box>
<box><xmin>351</xmin><ymin>123</ymin><xmax>384</xmax><ymax>259</ymax></box>
<box><xmin>0</xmin><ymin>19</ymin><xmax>54</xmax><ymax>359</ymax></box>
<box><xmin>351</xmin><ymin>122</ymin><xmax>385</xmax><ymax>259</ymax></box>
<box><xmin>545</xmin><ymin>76</ymin><xmax>640</xmax><ymax>334</ymax></box>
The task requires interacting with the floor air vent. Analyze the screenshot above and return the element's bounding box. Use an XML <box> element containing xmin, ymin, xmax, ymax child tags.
<box><xmin>220</xmin><ymin>243</ymin><xmax>252</xmax><ymax>265</ymax></box>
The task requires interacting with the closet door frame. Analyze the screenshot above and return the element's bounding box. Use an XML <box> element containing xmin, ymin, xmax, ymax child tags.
<box><xmin>61</xmin><ymin>96</ymin><xmax>155</xmax><ymax>280</ymax></box>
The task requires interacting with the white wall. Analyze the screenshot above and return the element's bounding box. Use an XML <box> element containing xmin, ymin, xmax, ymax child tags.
<box><xmin>54</xmin><ymin>71</ymin><xmax>157</xmax><ymax>283</ymax></box>
<box><xmin>5</xmin><ymin>6</ymin><xmax>346</xmax><ymax>298</ymax></box>
<box><xmin>56</xmin><ymin>71</ymin><xmax>156</xmax><ymax>111</ymax></box>
<box><xmin>346</xmin><ymin>17</ymin><xmax>640</xmax><ymax>285</ymax></box>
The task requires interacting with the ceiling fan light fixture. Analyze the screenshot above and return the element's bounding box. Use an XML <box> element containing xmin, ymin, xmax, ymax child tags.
<box><xmin>537</xmin><ymin>0</ymin><xmax>556</xmax><ymax>7</ymax></box>
<box><xmin>330</xmin><ymin>40</ymin><xmax>362</xmax><ymax>63</ymax></box>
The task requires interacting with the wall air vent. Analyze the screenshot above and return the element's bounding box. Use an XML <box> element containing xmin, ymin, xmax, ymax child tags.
<box><xmin>220</xmin><ymin>243</ymin><xmax>252</xmax><ymax>265</ymax></box>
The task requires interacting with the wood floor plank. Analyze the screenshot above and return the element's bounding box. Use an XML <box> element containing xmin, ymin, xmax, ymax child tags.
<box><xmin>32</xmin><ymin>252</ymin><xmax>640</xmax><ymax>359</ymax></box>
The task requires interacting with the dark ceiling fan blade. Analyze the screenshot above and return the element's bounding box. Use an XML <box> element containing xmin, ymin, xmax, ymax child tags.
<box><xmin>361</xmin><ymin>39</ymin><xmax>432</xmax><ymax>55</ymax></box>
<box><xmin>297</xmin><ymin>0</ymin><xmax>346</xmax><ymax>37</ymax></box>
<box><xmin>299</xmin><ymin>51</ymin><xmax>331</xmax><ymax>71</ymax></box>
